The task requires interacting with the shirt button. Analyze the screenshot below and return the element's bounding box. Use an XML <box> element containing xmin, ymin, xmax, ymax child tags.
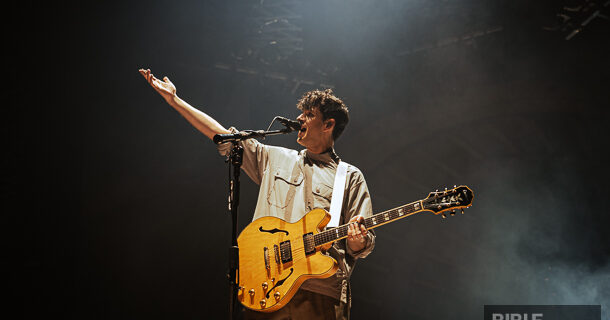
<box><xmin>316</xmin><ymin>188</ymin><xmax>320</xmax><ymax>193</ymax></box>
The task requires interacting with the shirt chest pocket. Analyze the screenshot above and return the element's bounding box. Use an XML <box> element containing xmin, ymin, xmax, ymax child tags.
<box><xmin>267</xmin><ymin>167</ymin><xmax>303</xmax><ymax>209</ymax></box>
<box><xmin>313</xmin><ymin>182</ymin><xmax>333</xmax><ymax>208</ymax></box>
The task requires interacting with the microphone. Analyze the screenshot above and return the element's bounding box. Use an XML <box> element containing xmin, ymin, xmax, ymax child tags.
<box><xmin>276</xmin><ymin>116</ymin><xmax>301</xmax><ymax>132</ymax></box>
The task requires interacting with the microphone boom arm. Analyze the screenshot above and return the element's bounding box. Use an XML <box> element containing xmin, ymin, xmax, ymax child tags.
<box><xmin>213</xmin><ymin>128</ymin><xmax>293</xmax><ymax>145</ymax></box>
<box><xmin>213</xmin><ymin>116</ymin><xmax>301</xmax><ymax>145</ymax></box>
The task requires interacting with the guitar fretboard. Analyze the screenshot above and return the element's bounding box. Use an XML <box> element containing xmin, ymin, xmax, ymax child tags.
<box><xmin>312</xmin><ymin>200</ymin><xmax>423</xmax><ymax>246</ymax></box>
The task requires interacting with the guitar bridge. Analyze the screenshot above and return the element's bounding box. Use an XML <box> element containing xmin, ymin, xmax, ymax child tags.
<box><xmin>264</xmin><ymin>247</ymin><xmax>270</xmax><ymax>269</ymax></box>
<box><xmin>274</xmin><ymin>244</ymin><xmax>280</xmax><ymax>264</ymax></box>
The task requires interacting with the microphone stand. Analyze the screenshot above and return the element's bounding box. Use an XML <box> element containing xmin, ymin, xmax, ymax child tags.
<box><xmin>226</xmin><ymin>141</ymin><xmax>242</xmax><ymax>320</ymax></box>
<box><xmin>218</xmin><ymin>126</ymin><xmax>295</xmax><ymax>320</ymax></box>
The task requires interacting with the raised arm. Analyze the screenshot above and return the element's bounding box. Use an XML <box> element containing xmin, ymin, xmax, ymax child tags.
<box><xmin>139</xmin><ymin>68</ymin><xmax>231</xmax><ymax>140</ymax></box>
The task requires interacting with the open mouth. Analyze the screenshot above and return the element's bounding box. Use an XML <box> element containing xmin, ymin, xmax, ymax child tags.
<box><xmin>297</xmin><ymin>126</ymin><xmax>307</xmax><ymax>139</ymax></box>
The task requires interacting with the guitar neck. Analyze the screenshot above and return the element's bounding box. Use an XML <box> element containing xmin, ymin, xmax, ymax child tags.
<box><xmin>313</xmin><ymin>200</ymin><xmax>425</xmax><ymax>247</ymax></box>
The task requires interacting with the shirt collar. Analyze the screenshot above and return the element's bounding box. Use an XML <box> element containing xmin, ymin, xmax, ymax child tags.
<box><xmin>303</xmin><ymin>148</ymin><xmax>341</xmax><ymax>165</ymax></box>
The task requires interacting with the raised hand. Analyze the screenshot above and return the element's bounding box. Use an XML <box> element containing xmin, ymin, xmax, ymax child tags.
<box><xmin>139</xmin><ymin>68</ymin><xmax>176</xmax><ymax>102</ymax></box>
<box><xmin>137</xmin><ymin>68</ymin><xmax>230</xmax><ymax>139</ymax></box>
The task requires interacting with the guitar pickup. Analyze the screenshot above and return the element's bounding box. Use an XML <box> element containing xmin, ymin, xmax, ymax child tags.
<box><xmin>302</xmin><ymin>232</ymin><xmax>315</xmax><ymax>255</ymax></box>
<box><xmin>279</xmin><ymin>240</ymin><xmax>292</xmax><ymax>263</ymax></box>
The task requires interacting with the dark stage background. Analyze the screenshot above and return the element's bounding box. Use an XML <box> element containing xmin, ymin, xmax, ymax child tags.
<box><xmin>8</xmin><ymin>0</ymin><xmax>610</xmax><ymax>319</ymax></box>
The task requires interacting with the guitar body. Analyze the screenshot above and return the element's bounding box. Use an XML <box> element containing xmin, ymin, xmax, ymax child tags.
<box><xmin>237</xmin><ymin>208</ymin><xmax>338</xmax><ymax>312</ymax></box>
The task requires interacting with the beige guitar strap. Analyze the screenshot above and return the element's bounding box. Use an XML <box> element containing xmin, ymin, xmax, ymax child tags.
<box><xmin>328</xmin><ymin>161</ymin><xmax>348</xmax><ymax>228</ymax></box>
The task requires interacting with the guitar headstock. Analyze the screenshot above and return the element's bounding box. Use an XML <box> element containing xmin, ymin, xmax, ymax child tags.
<box><xmin>422</xmin><ymin>185</ymin><xmax>474</xmax><ymax>218</ymax></box>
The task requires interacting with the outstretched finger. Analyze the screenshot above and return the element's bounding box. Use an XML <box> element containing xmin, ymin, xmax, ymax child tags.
<box><xmin>163</xmin><ymin>76</ymin><xmax>173</xmax><ymax>87</ymax></box>
<box><xmin>148</xmin><ymin>71</ymin><xmax>156</xmax><ymax>85</ymax></box>
<box><xmin>141</xmin><ymin>68</ymin><xmax>153</xmax><ymax>84</ymax></box>
<box><xmin>138</xmin><ymin>68</ymin><xmax>150</xmax><ymax>80</ymax></box>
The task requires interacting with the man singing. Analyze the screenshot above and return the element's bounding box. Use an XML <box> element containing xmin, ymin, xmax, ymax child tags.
<box><xmin>139</xmin><ymin>68</ymin><xmax>375</xmax><ymax>319</ymax></box>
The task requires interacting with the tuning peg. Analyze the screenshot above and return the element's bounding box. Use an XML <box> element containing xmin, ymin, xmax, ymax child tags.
<box><xmin>450</xmin><ymin>210</ymin><xmax>456</xmax><ymax>216</ymax></box>
<box><xmin>441</xmin><ymin>213</ymin><xmax>447</xmax><ymax>219</ymax></box>
<box><xmin>460</xmin><ymin>209</ymin><xmax>465</xmax><ymax>215</ymax></box>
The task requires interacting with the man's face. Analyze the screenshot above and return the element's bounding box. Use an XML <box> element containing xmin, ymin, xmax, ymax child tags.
<box><xmin>296</xmin><ymin>107</ymin><xmax>332</xmax><ymax>150</ymax></box>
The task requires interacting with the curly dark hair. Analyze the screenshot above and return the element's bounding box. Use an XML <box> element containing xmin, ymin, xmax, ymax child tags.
<box><xmin>296</xmin><ymin>89</ymin><xmax>349</xmax><ymax>141</ymax></box>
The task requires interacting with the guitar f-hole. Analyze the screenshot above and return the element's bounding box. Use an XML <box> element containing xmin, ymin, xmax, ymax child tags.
<box><xmin>266</xmin><ymin>268</ymin><xmax>294</xmax><ymax>299</ymax></box>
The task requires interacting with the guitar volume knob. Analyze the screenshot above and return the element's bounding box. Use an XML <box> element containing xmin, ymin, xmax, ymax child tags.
<box><xmin>249</xmin><ymin>289</ymin><xmax>255</xmax><ymax>296</ymax></box>
<box><xmin>262</xmin><ymin>282</ymin><xmax>268</xmax><ymax>290</ymax></box>
<box><xmin>274</xmin><ymin>291</ymin><xmax>281</xmax><ymax>300</ymax></box>
<box><xmin>260</xmin><ymin>299</ymin><xmax>266</xmax><ymax>307</ymax></box>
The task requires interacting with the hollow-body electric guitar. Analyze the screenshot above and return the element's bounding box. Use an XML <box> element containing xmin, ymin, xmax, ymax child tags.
<box><xmin>236</xmin><ymin>185</ymin><xmax>474</xmax><ymax>312</ymax></box>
